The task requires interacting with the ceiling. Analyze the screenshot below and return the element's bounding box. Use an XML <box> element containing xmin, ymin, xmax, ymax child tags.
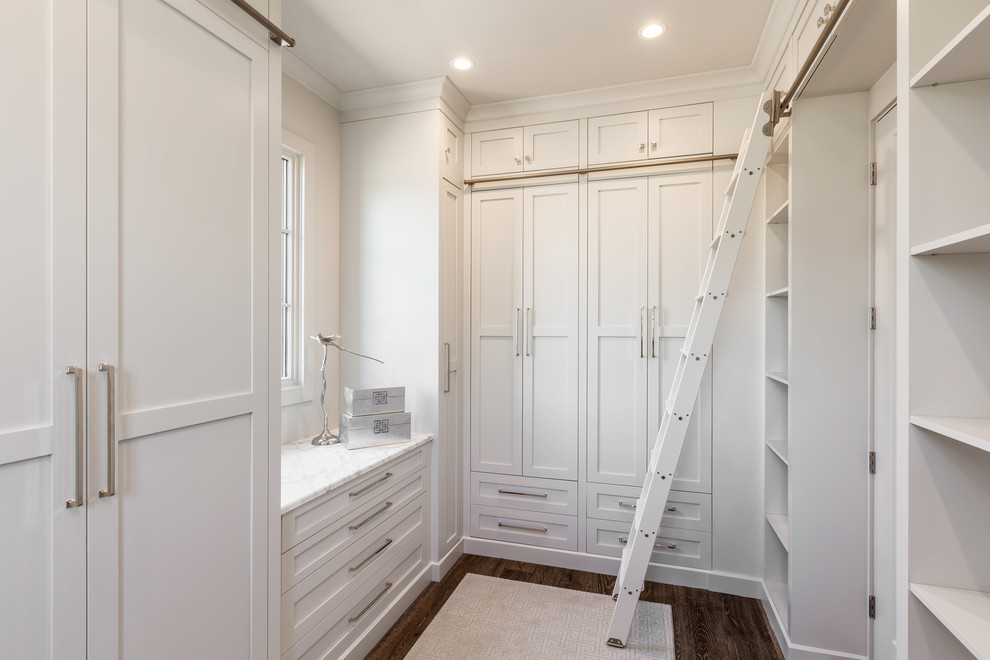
<box><xmin>282</xmin><ymin>0</ymin><xmax>781</xmax><ymax>107</ymax></box>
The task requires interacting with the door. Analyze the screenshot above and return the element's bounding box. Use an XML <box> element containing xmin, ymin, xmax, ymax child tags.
<box><xmin>0</xmin><ymin>1</ymin><xmax>87</xmax><ymax>657</ymax></box>
<box><xmin>522</xmin><ymin>121</ymin><xmax>579</xmax><ymax>171</ymax></box>
<box><xmin>588</xmin><ymin>112</ymin><xmax>650</xmax><ymax>165</ymax></box>
<box><xmin>471</xmin><ymin>128</ymin><xmax>524</xmax><ymax>176</ymax></box>
<box><xmin>648</xmin><ymin>103</ymin><xmax>714</xmax><ymax>160</ymax></box>
<box><xmin>86</xmin><ymin>0</ymin><xmax>273</xmax><ymax>657</ymax></box>
<box><xmin>871</xmin><ymin>104</ymin><xmax>896</xmax><ymax>660</ymax></box>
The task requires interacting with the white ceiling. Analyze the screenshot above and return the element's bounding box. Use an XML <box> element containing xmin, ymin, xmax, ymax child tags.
<box><xmin>282</xmin><ymin>0</ymin><xmax>780</xmax><ymax>107</ymax></box>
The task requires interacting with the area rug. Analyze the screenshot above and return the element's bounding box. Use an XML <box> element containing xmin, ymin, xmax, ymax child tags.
<box><xmin>406</xmin><ymin>574</ymin><xmax>675</xmax><ymax>659</ymax></box>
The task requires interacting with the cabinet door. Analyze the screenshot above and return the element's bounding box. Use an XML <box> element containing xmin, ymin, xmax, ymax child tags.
<box><xmin>795</xmin><ymin>0</ymin><xmax>834</xmax><ymax>70</ymax></box>
<box><xmin>523</xmin><ymin>120</ymin><xmax>579</xmax><ymax>171</ymax></box>
<box><xmin>522</xmin><ymin>184</ymin><xmax>580</xmax><ymax>480</ymax></box>
<box><xmin>471</xmin><ymin>127</ymin><xmax>524</xmax><ymax>176</ymax></box>
<box><xmin>587</xmin><ymin>179</ymin><xmax>650</xmax><ymax>485</ymax></box>
<box><xmin>471</xmin><ymin>189</ymin><xmax>524</xmax><ymax>475</ymax></box>
<box><xmin>647</xmin><ymin>103</ymin><xmax>714</xmax><ymax>159</ymax></box>
<box><xmin>86</xmin><ymin>1</ymin><xmax>273</xmax><ymax>657</ymax></box>
<box><xmin>588</xmin><ymin>112</ymin><xmax>650</xmax><ymax>165</ymax></box>
<box><xmin>440</xmin><ymin>114</ymin><xmax>464</xmax><ymax>185</ymax></box>
<box><xmin>0</xmin><ymin>2</ymin><xmax>87</xmax><ymax>657</ymax></box>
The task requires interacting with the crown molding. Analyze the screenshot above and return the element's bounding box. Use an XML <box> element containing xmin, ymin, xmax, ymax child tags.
<box><xmin>337</xmin><ymin>76</ymin><xmax>469</xmax><ymax>124</ymax></box>
<box><xmin>283</xmin><ymin>50</ymin><xmax>344</xmax><ymax>109</ymax></box>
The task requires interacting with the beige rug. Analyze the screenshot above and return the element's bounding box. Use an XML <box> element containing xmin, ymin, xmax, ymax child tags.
<box><xmin>406</xmin><ymin>574</ymin><xmax>675</xmax><ymax>659</ymax></box>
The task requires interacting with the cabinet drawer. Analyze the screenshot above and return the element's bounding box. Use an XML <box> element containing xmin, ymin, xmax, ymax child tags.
<box><xmin>588</xmin><ymin>111</ymin><xmax>649</xmax><ymax>165</ymax></box>
<box><xmin>471</xmin><ymin>127</ymin><xmax>524</xmax><ymax>176</ymax></box>
<box><xmin>586</xmin><ymin>484</ymin><xmax>711</xmax><ymax>532</ymax></box>
<box><xmin>282</xmin><ymin>447</ymin><xmax>427</xmax><ymax>551</ymax></box>
<box><xmin>282</xmin><ymin>468</ymin><xmax>427</xmax><ymax>590</ymax></box>
<box><xmin>470</xmin><ymin>504</ymin><xmax>577</xmax><ymax>551</ymax></box>
<box><xmin>647</xmin><ymin>103</ymin><xmax>713</xmax><ymax>159</ymax></box>
<box><xmin>587</xmin><ymin>519</ymin><xmax>711</xmax><ymax>570</ymax></box>
<box><xmin>283</xmin><ymin>533</ymin><xmax>428</xmax><ymax>660</ymax></box>
<box><xmin>281</xmin><ymin>494</ymin><xmax>427</xmax><ymax>653</ymax></box>
<box><xmin>470</xmin><ymin>472</ymin><xmax>578</xmax><ymax>515</ymax></box>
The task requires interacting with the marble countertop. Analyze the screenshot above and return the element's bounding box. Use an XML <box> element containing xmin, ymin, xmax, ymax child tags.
<box><xmin>281</xmin><ymin>433</ymin><xmax>433</xmax><ymax>514</ymax></box>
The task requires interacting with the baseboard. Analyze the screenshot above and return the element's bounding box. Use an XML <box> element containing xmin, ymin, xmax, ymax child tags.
<box><xmin>432</xmin><ymin>538</ymin><xmax>465</xmax><ymax>581</ymax></box>
<box><xmin>340</xmin><ymin>563</ymin><xmax>433</xmax><ymax>660</ymax></box>
<box><xmin>760</xmin><ymin>581</ymin><xmax>869</xmax><ymax>660</ymax></box>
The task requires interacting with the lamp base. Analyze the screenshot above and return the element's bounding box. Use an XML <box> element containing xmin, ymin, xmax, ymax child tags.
<box><xmin>311</xmin><ymin>430</ymin><xmax>339</xmax><ymax>446</ymax></box>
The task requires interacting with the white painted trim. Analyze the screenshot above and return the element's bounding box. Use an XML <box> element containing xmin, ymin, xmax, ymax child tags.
<box><xmin>431</xmin><ymin>538</ymin><xmax>465</xmax><ymax>581</ymax></box>
<box><xmin>337</xmin><ymin>76</ymin><xmax>469</xmax><ymax>125</ymax></box>
<box><xmin>283</xmin><ymin>50</ymin><xmax>343</xmax><ymax>109</ymax></box>
<box><xmin>761</xmin><ymin>581</ymin><xmax>872</xmax><ymax>660</ymax></box>
<box><xmin>868</xmin><ymin>64</ymin><xmax>897</xmax><ymax>121</ymax></box>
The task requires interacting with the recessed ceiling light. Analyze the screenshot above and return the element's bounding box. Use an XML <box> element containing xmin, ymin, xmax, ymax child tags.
<box><xmin>639</xmin><ymin>24</ymin><xmax>665</xmax><ymax>39</ymax></box>
<box><xmin>450</xmin><ymin>58</ymin><xmax>474</xmax><ymax>71</ymax></box>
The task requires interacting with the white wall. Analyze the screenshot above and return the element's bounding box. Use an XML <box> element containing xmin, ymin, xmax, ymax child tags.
<box><xmin>281</xmin><ymin>73</ymin><xmax>342</xmax><ymax>445</ymax></box>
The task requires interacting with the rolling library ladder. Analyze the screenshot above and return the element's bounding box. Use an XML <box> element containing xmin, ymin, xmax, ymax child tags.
<box><xmin>607</xmin><ymin>91</ymin><xmax>777</xmax><ymax>648</ymax></box>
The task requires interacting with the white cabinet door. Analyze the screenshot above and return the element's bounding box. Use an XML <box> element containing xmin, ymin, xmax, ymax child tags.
<box><xmin>0</xmin><ymin>1</ymin><xmax>87</xmax><ymax>657</ymax></box>
<box><xmin>522</xmin><ymin>184</ymin><xmax>580</xmax><ymax>480</ymax></box>
<box><xmin>86</xmin><ymin>0</ymin><xmax>273</xmax><ymax>657</ymax></box>
<box><xmin>440</xmin><ymin>114</ymin><xmax>464</xmax><ymax>185</ymax></box>
<box><xmin>648</xmin><ymin>103</ymin><xmax>714</xmax><ymax>159</ymax></box>
<box><xmin>471</xmin><ymin>128</ymin><xmax>524</xmax><ymax>176</ymax></box>
<box><xmin>471</xmin><ymin>190</ymin><xmax>524</xmax><ymax>475</ymax></box>
<box><xmin>588</xmin><ymin>112</ymin><xmax>650</xmax><ymax>165</ymax></box>
<box><xmin>523</xmin><ymin>121</ymin><xmax>579</xmax><ymax>171</ymax></box>
<box><xmin>587</xmin><ymin>179</ymin><xmax>651</xmax><ymax>485</ymax></box>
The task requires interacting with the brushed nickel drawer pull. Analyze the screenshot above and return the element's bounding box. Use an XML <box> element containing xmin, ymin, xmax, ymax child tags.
<box><xmin>348</xmin><ymin>582</ymin><xmax>393</xmax><ymax>623</ymax></box>
<box><xmin>349</xmin><ymin>472</ymin><xmax>393</xmax><ymax>498</ymax></box>
<box><xmin>349</xmin><ymin>501</ymin><xmax>393</xmax><ymax>531</ymax></box>
<box><xmin>348</xmin><ymin>538</ymin><xmax>393</xmax><ymax>573</ymax></box>
<box><xmin>98</xmin><ymin>363</ymin><xmax>116</xmax><ymax>498</ymax></box>
<box><xmin>498</xmin><ymin>522</ymin><xmax>547</xmax><ymax>533</ymax></box>
<box><xmin>497</xmin><ymin>488</ymin><xmax>548</xmax><ymax>498</ymax></box>
<box><xmin>65</xmin><ymin>366</ymin><xmax>84</xmax><ymax>509</ymax></box>
<box><xmin>618</xmin><ymin>501</ymin><xmax>637</xmax><ymax>509</ymax></box>
<box><xmin>618</xmin><ymin>537</ymin><xmax>677</xmax><ymax>550</ymax></box>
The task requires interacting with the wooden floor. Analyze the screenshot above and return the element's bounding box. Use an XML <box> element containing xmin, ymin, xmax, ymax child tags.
<box><xmin>366</xmin><ymin>554</ymin><xmax>784</xmax><ymax>660</ymax></box>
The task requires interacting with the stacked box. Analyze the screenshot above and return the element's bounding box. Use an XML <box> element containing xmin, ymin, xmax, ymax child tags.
<box><xmin>339</xmin><ymin>386</ymin><xmax>411</xmax><ymax>449</ymax></box>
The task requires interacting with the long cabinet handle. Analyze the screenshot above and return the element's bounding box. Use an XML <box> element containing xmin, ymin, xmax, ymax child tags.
<box><xmin>349</xmin><ymin>501</ymin><xmax>393</xmax><ymax>531</ymax></box>
<box><xmin>349</xmin><ymin>472</ymin><xmax>393</xmax><ymax>498</ymax></box>
<box><xmin>348</xmin><ymin>582</ymin><xmax>393</xmax><ymax>623</ymax></box>
<box><xmin>444</xmin><ymin>342</ymin><xmax>451</xmax><ymax>393</ymax></box>
<box><xmin>525</xmin><ymin>307</ymin><xmax>532</xmax><ymax>356</ymax></box>
<box><xmin>513</xmin><ymin>308</ymin><xmax>520</xmax><ymax>357</ymax></box>
<box><xmin>618</xmin><ymin>537</ymin><xmax>677</xmax><ymax>550</ymax></box>
<box><xmin>98</xmin><ymin>363</ymin><xmax>116</xmax><ymax>498</ymax></box>
<box><xmin>640</xmin><ymin>307</ymin><xmax>645</xmax><ymax>358</ymax></box>
<box><xmin>498</xmin><ymin>521</ymin><xmax>547</xmax><ymax>533</ymax></box>
<box><xmin>497</xmin><ymin>488</ymin><xmax>548</xmax><ymax>498</ymax></box>
<box><xmin>348</xmin><ymin>538</ymin><xmax>393</xmax><ymax>573</ymax></box>
<box><xmin>651</xmin><ymin>306</ymin><xmax>657</xmax><ymax>358</ymax></box>
<box><xmin>618</xmin><ymin>501</ymin><xmax>637</xmax><ymax>509</ymax></box>
<box><xmin>65</xmin><ymin>366</ymin><xmax>84</xmax><ymax>508</ymax></box>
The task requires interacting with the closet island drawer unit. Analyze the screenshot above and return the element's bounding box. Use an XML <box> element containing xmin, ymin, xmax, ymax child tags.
<box><xmin>281</xmin><ymin>434</ymin><xmax>433</xmax><ymax>660</ymax></box>
<box><xmin>586</xmin><ymin>483</ymin><xmax>712</xmax><ymax>532</ymax></box>
<box><xmin>587</xmin><ymin>520</ymin><xmax>712</xmax><ymax>570</ymax></box>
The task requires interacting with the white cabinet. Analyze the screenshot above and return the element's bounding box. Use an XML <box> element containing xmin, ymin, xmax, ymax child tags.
<box><xmin>0</xmin><ymin>0</ymin><xmax>277</xmax><ymax>658</ymax></box>
<box><xmin>441</xmin><ymin>114</ymin><xmax>464</xmax><ymax>185</ymax></box>
<box><xmin>470</xmin><ymin>184</ymin><xmax>581</xmax><ymax>480</ymax></box>
<box><xmin>586</xmin><ymin>172</ymin><xmax>713</xmax><ymax>492</ymax></box>
<box><xmin>588</xmin><ymin>103</ymin><xmax>713</xmax><ymax>165</ymax></box>
<box><xmin>794</xmin><ymin>0</ymin><xmax>837</xmax><ymax>70</ymax></box>
<box><xmin>471</xmin><ymin>121</ymin><xmax>579</xmax><ymax>176</ymax></box>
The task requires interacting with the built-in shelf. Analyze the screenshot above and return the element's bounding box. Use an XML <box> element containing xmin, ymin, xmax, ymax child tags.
<box><xmin>766</xmin><ymin>439</ymin><xmax>790</xmax><ymax>465</ymax></box>
<box><xmin>769</xmin><ymin>129</ymin><xmax>790</xmax><ymax>166</ymax></box>
<box><xmin>766</xmin><ymin>580</ymin><xmax>790</xmax><ymax>632</ymax></box>
<box><xmin>911</xmin><ymin>5</ymin><xmax>990</xmax><ymax>88</ymax></box>
<box><xmin>911</xmin><ymin>583</ymin><xmax>990</xmax><ymax>659</ymax></box>
<box><xmin>766</xmin><ymin>286</ymin><xmax>789</xmax><ymax>298</ymax></box>
<box><xmin>766</xmin><ymin>513</ymin><xmax>790</xmax><ymax>552</ymax></box>
<box><xmin>767</xmin><ymin>372</ymin><xmax>790</xmax><ymax>386</ymax></box>
<box><xmin>767</xmin><ymin>201</ymin><xmax>790</xmax><ymax>225</ymax></box>
<box><xmin>910</xmin><ymin>416</ymin><xmax>990</xmax><ymax>454</ymax></box>
<box><xmin>911</xmin><ymin>223</ymin><xmax>990</xmax><ymax>256</ymax></box>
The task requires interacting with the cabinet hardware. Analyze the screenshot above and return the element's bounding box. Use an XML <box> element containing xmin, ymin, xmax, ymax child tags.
<box><xmin>498</xmin><ymin>521</ymin><xmax>547</xmax><ymax>533</ymax></box>
<box><xmin>640</xmin><ymin>307</ymin><xmax>646</xmax><ymax>358</ymax></box>
<box><xmin>444</xmin><ymin>342</ymin><xmax>451</xmax><ymax>393</ymax></box>
<box><xmin>651</xmin><ymin>141</ymin><xmax>658</xmax><ymax>149</ymax></box>
<box><xmin>870</xmin><ymin>306</ymin><xmax>877</xmax><ymax>330</ymax></box>
<box><xmin>65</xmin><ymin>366</ymin><xmax>84</xmax><ymax>508</ymax></box>
<box><xmin>348</xmin><ymin>582</ymin><xmax>393</xmax><ymax>623</ymax></box>
<box><xmin>98</xmin><ymin>363</ymin><xmax>116</xmax><ymax>498</ymax></box>
<box><xmin>348</xmin><ymin>538</ymin><xmax>393</xmax><ymax>573</ymax></box>
<box><xmin>868</xmin><ymin>595</ymin><xmax>876</xmax><ymax>619</ymax></box>
<box><xmin>525</xmin><ymin>155</ymin><xmax>532</xmax><ymax>162</ymax></box>
<box><xmin>513</xmin><ymin>308</ymin><xmax>521</xmax><ymax>356</ymax></box>
<box><xmin>869</xmin><ymin>451</ymin><xmax>876</xmax><ymax>475</ymax></box>
<box><xmin>349</xmin><ymin>501</ymin><xmax>393</xmax><ymax>531</ymax></box>
<box><xmin>444</xmin><ymin>147</ymin><xmax>451</xmax><ymax>155</ymax></box>
<box><xmin>651</xmin><ymin>306</ymin><xmax>657</xmax><ymax>358</ymax></box>
<box><xmin>228</xmin><ymin>0</ymin><xmax>295</xmax><ymax>47</ymax></box>
<box><xmin>639</xmin><ymin>143</ymin><xmax>646</xmax><ymax>151</ymax></box>
<box><xmin>619</xmin><ymin>537</ymin><xmax>677</xmax><ymax>550</ymax></box>
<box><xmin>514</xmin><ymin>156</ymin><xmax>522</xmax><ymax>164</ymax></box>
<box><xmin>349</xmin><ymin>472</ymin><xmax>393</xmax><ymax>498</ymax></box>
<box><xmin>525</xmin><ymin>308</ymin><xmax>532</xmax><ymax>356</ymax></box>
<box><xmin>618</xmin><ymin>501</ymin><xmax>637</xmax><ymax>508</ymax></box>
<box><xmin>497</xmin><ymin>488</ymin><xmax>548</xmax><ymax>498</ymax></box>
<box><xmin>667</xmin><ymin>506</ymin><xmax>677</xmax><ymax>512</ymax></box>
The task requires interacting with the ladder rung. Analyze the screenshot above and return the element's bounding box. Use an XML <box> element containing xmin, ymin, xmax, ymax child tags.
<box><xmin>725</xmin><ymin>169</ymin><xmax>740</xmax><ymax>197</ymax></box>
<box><xmin>680</xmin><ymin>345</ymin><xmax>690</xmax><ymax>357</ymax></box>
<box><xmin>665</xmin><ymin>398</ymin><xmax>674</xmax><ymax>415</ymax></box>
<box><xmin>709</xmin><ymin>233</ymin><xmax>722</xmax><ymax>250</ymax></box>
<box><xmin>695</xmin><ymin>293</ymin><xmax>704</xmax><ymax>302</ymax></box>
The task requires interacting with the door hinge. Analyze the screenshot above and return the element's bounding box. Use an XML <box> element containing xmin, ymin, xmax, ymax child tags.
<box><xmin>870</xmin><ymin>306</ymin><xmax>877</xmax><ymax>330</ymax></box>
<box><xmin>869</xmin><ymin>451</ymin><xmax>876</xmax><ymax>475</ymax></box>
<box><xmin>870</xmin><ymin>162</ymin><xmax>877</xmax><ymax>185</ymax></box>
<box><xmin>869</xmin><ymin>595</ymin><xmax>876</xmax><ymax>619</ymax></box>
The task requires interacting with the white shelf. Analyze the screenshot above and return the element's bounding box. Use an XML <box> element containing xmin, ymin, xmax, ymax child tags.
<box><xmin>766</xmin><ymin>286</ymin><xmax>789</xmax><ymax>298</ymax></box>
<box><xmin>767</xmin><ymin>372</ymin><xmax>790</xmax><ymax>386</ymax></box>
<box><xmin>911</xmin><ymin>5</ymin><xmax>990</xmax><ymax>88</ymax></box>
<box><xmin>765</xmin><ymin>580</ymin><xmax>790</xmax><ymax>632</ymax></box>
<box><xmin>910</xmin><ymin>416</ymin><xmax>990</xmax><ymax>454</ymax></box>
<box><xmin>911</xmin><ymin>583</ymin><xmax>990</xmax><ymax>659</ymax></box>
<box><xmin>911</xmin><ymin>223</ymin><xmax>990</xmax><ymax>256</ymax></box>
<box><xmin>766</xmin><ymin>513</ymin><xmax>790</xmax><ymax>552</ymax></box>
<box><xmin>766</xmin><ymin>439</ymin><xmax>790</xmax><ymax>466</ymax></box>
<box><xmin>767</xmin><ymin>201</ymin><xmax>790</xmax><ymax>225</ymax></box>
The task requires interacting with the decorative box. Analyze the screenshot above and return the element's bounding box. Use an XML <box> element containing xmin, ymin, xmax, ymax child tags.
<box><xmin>342</xmin><ymin>386</ymin><xmax>405</xmax><ymax>416</ymax></box>
<box><xmin>338</xmin><ymin>411</ymin><xmax>412</xmax><ymax>449</ymax></box>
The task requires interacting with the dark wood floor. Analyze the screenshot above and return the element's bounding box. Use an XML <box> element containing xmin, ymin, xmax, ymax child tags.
<box><xmin>366</xmin><ymin>554</ymin><xmax>784</xmax><ymax>659</ymax></box>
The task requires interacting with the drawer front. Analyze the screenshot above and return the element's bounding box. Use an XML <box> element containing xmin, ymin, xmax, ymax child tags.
<box><xmin>586</xmin><ymin>483</ymin><xmax>711</xmax><ymax>532</ymax></box>
<box><xmin>282</xmin><ymin>446</ymin><xmax>427</xmax><ymax>551</ymax></box>
<box><xmin>471</xmin><ymin>127</ymin><xmax>524</xmax><ymax>176</ymax></box>
<box><xmin>588</xmin><ymin>111</ymin><xmax>649</xmax><ymax>165</ymax></box>
<box><xmin>523</xmin><ymin>120</ymin><xmax>579</xmax><ymax>171</ymax></box>
<box><xmin>284</xmin><ymin>534</ymin><xmax>428</xmax><ymax>660</ymax></box>
<box><xmin>587</xmin><ymin>519</ymin><xmax>711</xmax><ymax>570</ymax></box>
<box><xmin>281</xmin><ymin>494</ymin><xmax>427</xmax><ymax>652</ymax></box>
<box><xmin>470</xmin><ymin>504</ymin><xmax>577</xmax><ymax>551</ymax></box>
<box><xmin>470</xmin><ymin>472</ymin><xmax>578</xmax><ymax>515</ymax></box>
<box><xmin>282</xmin><ymin>468</ymin><xmax>427</xmax><ymax>590</ymax></box>
<box><xmin>647</xmin><ymin>103</ymin><xmax>713</xmax><ymax>160</ymax></box>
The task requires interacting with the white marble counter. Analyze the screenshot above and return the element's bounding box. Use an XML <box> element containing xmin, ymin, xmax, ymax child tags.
<box><xmin>281</xmin><ymin>433</ymin><xmax>433</xmax><ymax>514</ymax></box>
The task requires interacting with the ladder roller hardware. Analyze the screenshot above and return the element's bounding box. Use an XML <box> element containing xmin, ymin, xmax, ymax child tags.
<box><xmin>605</xmin><ymin>91</ymin><xmax>776</xmax><ymax>649</ymax></box>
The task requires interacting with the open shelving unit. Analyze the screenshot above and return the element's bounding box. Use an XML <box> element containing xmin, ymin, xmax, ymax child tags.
<box><xmin>903</xmin><ymin>2</ymin><xmax>990</xmax><ymax>656</ymax></box>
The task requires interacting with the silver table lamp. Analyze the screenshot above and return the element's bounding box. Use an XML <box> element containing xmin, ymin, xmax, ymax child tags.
<box><xmin>311</xmin><ymin>332</ymin><xmax>383</xmax><ymax>446</ymax></box>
